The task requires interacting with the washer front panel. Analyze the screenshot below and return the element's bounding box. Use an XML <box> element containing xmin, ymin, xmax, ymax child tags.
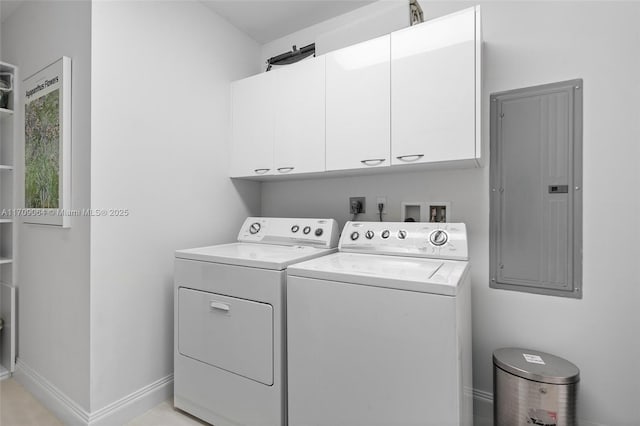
<box><xmin>287</xmin><ymin>275</ymin><xmax>459</xmax><ymax>426</ymax></box>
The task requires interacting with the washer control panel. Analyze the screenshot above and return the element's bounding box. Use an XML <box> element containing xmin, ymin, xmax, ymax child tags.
<box><xmin>238</xmin><ymin>217</ymin><xmax>340</xmax><ymax>248</ymax></box>
<box><xmin>339</xmin><ymin>222</ymin><xmax>468</xmax><ymax>261</ymax></box>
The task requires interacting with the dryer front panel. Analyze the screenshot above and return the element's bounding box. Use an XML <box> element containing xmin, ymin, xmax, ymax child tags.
<box><xmin>178</xmin><ymin>288</ymin><xmax>274</xmax><ymax>386</ymax></box>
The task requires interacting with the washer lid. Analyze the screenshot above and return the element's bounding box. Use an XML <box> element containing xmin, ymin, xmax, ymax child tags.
<box><xmin>176</xmin><ymin>242</ymin><xmax>337</xmax><ymax>270</ymax></box>
<box><xmin>287</xmin><ymin>252</ymin><xmax>469</xmax><ymax>296</ymax></box>
<box><xmin>493</xmin><ymin>348</ymin><xmax>580</xmax><ymax>385</ymax></box>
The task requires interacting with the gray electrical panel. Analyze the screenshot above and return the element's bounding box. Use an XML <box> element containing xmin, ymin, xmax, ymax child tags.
<box><xmin>490</xmin><ymin>79</ymin><xmax>583</xmax><ymax>298</ymax></box>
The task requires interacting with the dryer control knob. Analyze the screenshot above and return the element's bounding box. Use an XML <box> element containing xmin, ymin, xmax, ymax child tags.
<box><xmin>381</xmin><ymin>230</ymin><xmax>390</xmax><ymax>239</ymax></box>
<box><xmin>303</xmin><ymin>226</ymin><xmax>311</xmax><ymax>235</ymax></box>
<box><xmin>365</xmin><ymin>230</ymin><xmax>375</xmax><ymax>239</ymax></box>
<box><xmin>315</xmin><ymin>228</ymin><xmax>323</xmax><ymax>237</ymax></box>
<box><xmin>350</xmin><ymin>231</ymin><xmax>360</xmax><ymax>241</ymax></box>
<box><xmin>291</xmin><ymin>225</ymin><xmax>299</xmax><ymax>233</ymax></box>
<box><xmin>398</xmin><ymin>230</ymin><xmax>407</xmax><ymax>240</ymax></box>
<box><xmin>249</xmin><ymin>222</ymin><xmax>261</xmax><ymax>234</ymax></box>
<box><xmin>430</xmin><ymin>230</ymin><xmax>448</xmax><ymax>246</ymax></box>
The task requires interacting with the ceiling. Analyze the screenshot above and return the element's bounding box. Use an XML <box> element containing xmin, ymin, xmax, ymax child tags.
<box><xmin>200</xmin><ymin>0</ymin><xmax>375</xmax><ymax>44</ymax></box>
<box><xmin>1</xmin><ymin>0</ymin><xmax>376</xmax><ymax>43</ymax></box>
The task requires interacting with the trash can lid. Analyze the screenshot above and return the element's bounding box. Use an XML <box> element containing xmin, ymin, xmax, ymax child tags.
<box><xmin>493</xmin><ymin>348</ymin><xmax>580</xmax><ymax>385</ymax></box>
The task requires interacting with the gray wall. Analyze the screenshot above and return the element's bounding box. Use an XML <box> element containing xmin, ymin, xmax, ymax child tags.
<box><xmin>90</xmin><ymin>0</ymin><xmax>261</xmax><ymax>412</ymax></box>
<box><xmin>261</xmin><ymin>2</ymin><xmax>640</xmax><ymax>425</ymax></box>
<box><xmin>1</xmin><ymin>0</ymin><xmax>91</xmax><ymax>410</ymax></box>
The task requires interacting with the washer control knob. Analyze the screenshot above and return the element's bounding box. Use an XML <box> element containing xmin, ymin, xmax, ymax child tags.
<box><xmin>315</xmin><ymin>228</ymin><xmax>323</xmax><ymax>237</ymax></box>
<box><xmin>430</xmin><ymin>230</ymin><xmax>448</xmax><ymax>246</ymax></box>
<box><xmin>291</xmin><ymin>225</ymin><xmax>299</xmax><ymax>233</ymax></box>
<box><xmin>303</xmin><ymin>226</ymin><xmax>311</xmax><ymax>235</ymax></box>
<box><xmin>381</xmin><ymin>230</ymin><xmax>390</xmax><ymax>239</ymax></box>
<box><xmin>249</xmin><ymin>222</ymin><xmax>261</xmax><ymax>234</ymax></box>
<box><xmin>398</xmin><ymin>230</ymin><xmax>407</xmax><ymax>240</ymax></box>
<box><xmin>350</xmin><ymin>231</ymin><xmax>360</xmax><ymax>241</ymax></box>
<box><xmin>365</xmin><ymin>230</ymin><xmax>375</xmax><ymax>239</ymax></box>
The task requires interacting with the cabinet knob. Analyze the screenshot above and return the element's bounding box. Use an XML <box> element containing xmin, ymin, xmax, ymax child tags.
<box><xmin>396</xmin><ymin>154</ymin><xmax>424</xmax><ymax>162</ymax></box>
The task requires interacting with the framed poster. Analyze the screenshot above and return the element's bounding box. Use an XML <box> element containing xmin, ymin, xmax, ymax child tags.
<box><xmin>23</xmin><ymin>56</ymin><xmax>71</xmax><ymax>227</ymax></box>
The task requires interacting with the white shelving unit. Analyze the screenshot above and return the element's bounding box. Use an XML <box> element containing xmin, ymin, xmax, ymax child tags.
<box><xmin>0</xmin><ymin>61</ymin><xmax>17</xmax><ymax>378</ymax></box>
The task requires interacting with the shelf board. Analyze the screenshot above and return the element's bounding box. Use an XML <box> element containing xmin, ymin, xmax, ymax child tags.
<box><xmin>0</xmin><ymin>108</ymin><xmax>14</xmax><ymax>117</ymax></box>
<box><xmin>0</xmin><ymin>258</ymin><xmax>13</xmax><ymax>265</ymax></box>
<box><xmin>0</xmin><ymin>165</ymin><xmax>13</xmax><ymax>170</ymax></box>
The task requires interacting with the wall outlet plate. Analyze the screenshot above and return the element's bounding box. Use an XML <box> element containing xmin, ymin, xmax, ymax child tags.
<box><xmin>349</xmin><ymin>197</ymin><xmax>365</xmax><ymax>214</ymax></box>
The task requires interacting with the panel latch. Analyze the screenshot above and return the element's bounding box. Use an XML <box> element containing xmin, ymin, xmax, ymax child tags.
<box><xmin>548</xmin><ymin>185</ymin><xmax>569</xmax><ymax>194</ymax></box>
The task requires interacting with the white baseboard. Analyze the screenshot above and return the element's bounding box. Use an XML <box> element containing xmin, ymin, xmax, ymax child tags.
<box><xmin>15</xmin><ymin>358</ymin><xmax>173</xmax><ymax>426</ymax></box>
<box><xmin>15</xmin><ymin>358</ymin><xmax>89</xmax><ymax>425</ymax></box>
<box><xmin>89</xmin><ymin>373</ymin><xmax>173</xmax><ymax>426</ymax></box>
<box><xmin>473</xmin><ymin>388</ymin><xmax>493</xmax><ymax>426</ymax></box>
<box><xmin>0</xmin><ymin>364</ymin><xmax>10</xmax><ymax>381</ymax></box>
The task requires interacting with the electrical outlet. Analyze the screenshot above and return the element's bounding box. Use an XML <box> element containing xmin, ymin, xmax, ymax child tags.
<box><xmin>349</xmin><ymin>197</ymin><xmax>365</xmax><ymax>214</ymax></box>
<box><xmin>376</xmin><ymin>196</ymin><xmax>387</xmax><ymax>213</ymax></box>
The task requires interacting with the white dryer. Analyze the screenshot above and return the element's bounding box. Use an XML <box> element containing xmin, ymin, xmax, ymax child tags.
<box><xmin>174</xmin><ymin>217</ymin><xmax>339</xmax><ymax>426</ymax></box>
<box><xmin>286</xmin><ymin>221</ymin><xmax>473</xmax><ymax>426</ymax></box>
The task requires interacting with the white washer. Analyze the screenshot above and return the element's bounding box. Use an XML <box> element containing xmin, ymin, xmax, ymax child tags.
<box><xmin>174</xmin><ymin>217</ymin><xmax>339</xmax><ymax>426</ymax></box>
<box><xmin>286</xmin><ymin>221</ymin><xmax>473</xmax><ymax>426</ymax></box>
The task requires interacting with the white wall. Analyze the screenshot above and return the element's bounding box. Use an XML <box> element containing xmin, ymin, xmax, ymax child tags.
<box><xmin>1</xmin><ymin>0</ymin><xmax>91</xmax><ymax>411</ymax></box>
<box><xmin>261</xmin><ymin>0</ymin><xmax>409</xmax><ymax>69</ymax></box>
<box><xmin>90</xmin><ymin>0</ymin><xmax>261</xmax><ymax>412</ymax></box>
<box><xmin>261</xmin><ymin>2</ymin><xmax>640</xmax><ymax>425</ymax></box>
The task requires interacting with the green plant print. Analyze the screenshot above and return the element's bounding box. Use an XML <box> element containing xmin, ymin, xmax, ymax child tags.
<box><xmin>25</xmin><ymin>89</ymin><xmax>60</xmax><ymax>209</ymax></box>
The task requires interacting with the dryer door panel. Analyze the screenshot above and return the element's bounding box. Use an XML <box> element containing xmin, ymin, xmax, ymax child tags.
<box><xmin>178</xmin><ymin>288</ymin><xmax>273</xmax><ymax>385</ymax></box>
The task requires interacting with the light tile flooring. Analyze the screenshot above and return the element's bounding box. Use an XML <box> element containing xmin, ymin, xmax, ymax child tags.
<box><xmin>0</xmin><ymin>378</ymin><xmax>208</xmax><ymax>426</ymax></box>
<box><xmin>2</xmin><ymin>377</ymin><xmax>491</xmax><ymax>426</ymax></box>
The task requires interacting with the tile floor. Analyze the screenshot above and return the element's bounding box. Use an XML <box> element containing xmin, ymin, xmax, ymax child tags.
<box><xmin>0</xmin><ymin>378</ymin><xmax>208</xmax><ymax>426</ymax></box>
<box><xmin>2</xmin><ymin>377</ymin><xmax>491</xmax><ymax>425</ymax></box>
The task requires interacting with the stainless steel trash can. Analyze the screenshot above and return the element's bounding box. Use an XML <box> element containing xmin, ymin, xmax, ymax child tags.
<box><xmin>493</xmin><ymin>348</ymin><xmax>579</xmax><ymax>426</ymax></box>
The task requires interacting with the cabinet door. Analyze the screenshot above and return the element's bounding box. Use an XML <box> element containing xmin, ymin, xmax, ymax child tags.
<box><xmin>326</xmin><ymin>35</ymin><xmax>390</xmax><ymax>171</ymax></box>
<box><xmin>230</xmin><ymin>72</ymin><xmax>274</xmax><ymax>177</ymax></box>
<box><xmin>391</xmin><ymin>7</ymin><xmax>477</xmax><ymax>166</ymax></box>
<box><xmin>273</xmin><ymin>57</ymin><xmax>325</xmax><ymax>175</ymax></box>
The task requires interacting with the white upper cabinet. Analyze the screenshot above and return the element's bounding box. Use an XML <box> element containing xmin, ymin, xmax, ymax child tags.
<box><xmin>230</xmin><ymin>72</ymin><xmax>275</xmax><ymax>178</ymax></box>
<box><xmin>274</xmin><ymin>57</ymin><xmax>326</xmax><ymax>175</ymax></box>
<box><xmin>229</xmin><ymin>6</ymin><xmax>481</xmax><ymax>179</ymax></box>
<box><xmin>326</xmin><ymin>35</ymin><xmax>390</xmax><ymax>171</ymax></box>
<box><xmin>391</xmin><ymin>6</ymin><xmax>480</xmax><ymax>166</ymax></box>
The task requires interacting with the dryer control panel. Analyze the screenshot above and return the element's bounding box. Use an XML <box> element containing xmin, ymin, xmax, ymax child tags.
<box><xmin>339</xmin><ymin>222</ymin><xmax>468</xmax><ymax>261</ymax></box>
<box><xmin>238</xmin><ymin>217</ymin><xmax>340</xmax><ymax>248</ymax></box>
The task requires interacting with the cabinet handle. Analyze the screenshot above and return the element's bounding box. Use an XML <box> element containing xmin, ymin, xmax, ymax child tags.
<box><xmin>254</xmin><ymin>168</ymin><xmax>270</xmax><ymax>174</ymax></box>
<box><xmin>396</xmin><ymin>154</ymin><xmax>424</xmax><ymax>162</ymax></box>
<box><xmin>360</xmin><ymin>159</ymin><xmax>386</xmax><ymax>166</ymax></box>
<box><xmin>277</xmin><ymin>167</ymin><xmax>295</xmax><ymax>173</ymax></box>
<box><xmin>210</xmin><ymin>301</ymin><xmax>230</xmax><ymax>312</ymax></box>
